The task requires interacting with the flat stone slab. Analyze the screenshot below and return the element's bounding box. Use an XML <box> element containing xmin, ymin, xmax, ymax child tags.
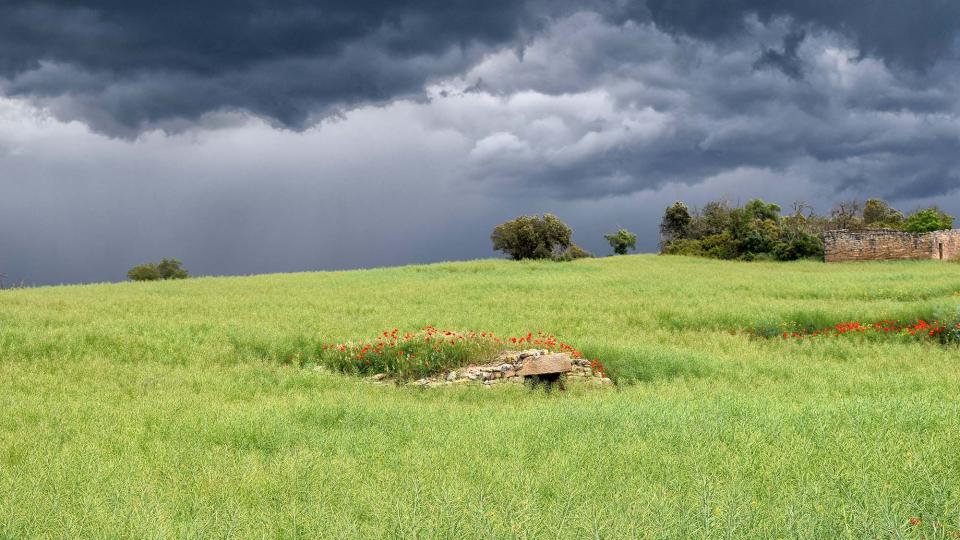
<box><xmin>517</xmin><ymin>354</ymin><xmax>572</xmax><ymax>377</ymax></box>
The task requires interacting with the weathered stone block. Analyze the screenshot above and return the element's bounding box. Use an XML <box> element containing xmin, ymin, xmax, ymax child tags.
<box><xmin>517</xmin><ymin>354</ymin><xmax>572</xmax><ymax>377</ymax></box>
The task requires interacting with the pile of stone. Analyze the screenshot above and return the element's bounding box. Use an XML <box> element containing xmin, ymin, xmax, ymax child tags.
<box><xmin>369</xmin><ymin>349</ymin><xmax>612</xmax><ymax>388</ymax></box>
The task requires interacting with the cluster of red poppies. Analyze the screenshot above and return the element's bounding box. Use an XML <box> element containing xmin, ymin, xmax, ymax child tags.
<box><xmin>778</xmin><ymin>319</ymin><xmax>957</xmax><ymax>341</ymax></box>
<box><xmin>320</xmin><ymin>327</ymin><xmax>604</xmax><ymax>379</ymax></box>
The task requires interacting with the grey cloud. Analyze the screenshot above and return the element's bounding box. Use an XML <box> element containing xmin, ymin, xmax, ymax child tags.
<box><xmin>632</xmin><ymin>0</ymin><xmax>960</xmax><ymax>70</ymax></box>
<box><xmin>754</xmin><ymin>29</ymin><xmax>806</xmax><ymax>79</ymax></box>
<box><xmin>431</xmin><ymin>13</ymin><xmax>960</xmax><ymax>200</ymax></box>
<box><xmin>0</xmin><ymin>0</ymin><xmax>547</xmax><ymax>135</ymax></box>
<box><xmin>3</xmin><ymin>1</ymin><xmax>960</xmax><ymax>135</ymax></box>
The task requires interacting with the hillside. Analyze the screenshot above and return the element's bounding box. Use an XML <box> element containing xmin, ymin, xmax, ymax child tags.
<box><xmin>2</xmin><ymin>255</ymin><xmax>960</xmax><ymax>537</ymax></box>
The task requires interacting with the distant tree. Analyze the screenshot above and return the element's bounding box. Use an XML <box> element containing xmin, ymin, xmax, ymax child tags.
<box><xmin>128</xmin><ymin>258</ymin><xmax>190</xmax><ymax>281</ymax></box>
<box><xmin>659</xmin><ymin>202</ymin><xmax>692</xmax><ymax>248</ymax></box>
<box><xmin>743</xmin><ymin>199</ymin><xmax>781</xmax><ymax>221</ymax></box>
<box><xmin>862</xmin><ymin>199</ymin><xmax>903</xmax><ymax>229</ymax></box>
<box><xmin>157</xmin><ymin>258</ymin><xmax>189</xmax><ymax>279</ymax></box>
<box><xmin>127</xmin><ymin>263</ymin><xmax>162</xmax><ymax>281</ymax></box>
<box><xmin>604</xmin><ymin>228</ymin><xmax>637</xmax><ymax>255</ymax></box>
<box><xmin>829</xmin><ymin>200</ymin><xmax>863</xmax><ymax>230</ymax></box>
<box><xmin>660</xmin><ymin>198</ymin><xmax>824</xmax><ymax>261</ymax></box>
<box><xmin>491</xmin><ymin>214</ymin><xmax>573</xmax><ymax>260</ymax></box>
<box><xmin>903</xmin><ymin>207</ymin><xmax>954</xmax><ymax>233</ymax></box>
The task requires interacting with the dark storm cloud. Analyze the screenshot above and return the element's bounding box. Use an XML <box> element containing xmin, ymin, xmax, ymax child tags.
<box><xmin>446</xmin><ymin>12</ymin><xmax>960</xmax><ymax>200</ymax></box>
<box><xmin>754</xmin><ymin>29</ymin><xmax>806</xmax><ymax>79</ymax></box>
<box><xmin>2</xmin><ymin>0</ymin><xmax>959</xmax><ymax>134</ymax></box>
<box><xmin>633</xmin><ymin>0</ymin><xmax>960</xmax><ymax>69</ymax></box>
<box><xmin>0</xmin><ymin>0</ymin><xmax>548</xmax><ymax>134</ymax></box>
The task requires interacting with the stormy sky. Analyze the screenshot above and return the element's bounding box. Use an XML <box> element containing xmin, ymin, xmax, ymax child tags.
<box><xmin>2</xmin><ymin>1</ymin><xmax>960</xmax><ymax>285</ymax></box>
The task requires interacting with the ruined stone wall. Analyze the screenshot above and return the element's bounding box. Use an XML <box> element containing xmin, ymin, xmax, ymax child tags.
<box><xmin>931</xmin><ymin>230</ymin><xmax>960</xmax><ymax>261</ymax></box>
<box><xmin>824</xmin><ymin>229</ymin><xmax>960</xmax><ymax>262</ymax></box>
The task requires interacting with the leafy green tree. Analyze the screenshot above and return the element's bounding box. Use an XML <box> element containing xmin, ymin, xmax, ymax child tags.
<box><xmin>743</xmin><ymin>199</ymin><xmax>781</xmax><ymax>221</ymax></box>
<box><xmin>604</xmin><ymin>228</ymin><xmax>637</xmax><ymax>255</ymax></box>
<box><xmin>903</xmin><ymin>207</ymin><xmax>954</xmax><ymax>233</ymax></box>
<box><xmin>491</xmin><ymin>214</ymin><xmax>573</xmax><ymax>260</ymax></box>
<box><xmin>128</xmin><ymin>258</ymin><xmax>190</xmax><ymax>281</ymax></box>
<box><xmin>158</xmin><ymin>258</ymin><xmax>189</xmax><ymax>279</ymax></box>
<box><xmin>659</xmin><ymin>202</ymin><xmax>691</xmax><ymax>248</ymax></box>
<box><xmin>862</xmin><ymin>199</ymin><xmax>903</xmax><ymax>229</ymax></box>
<box><xmin>127</xmin><ymin>263</ymin><xmax>162</xmax><ymax>281</ymax></box>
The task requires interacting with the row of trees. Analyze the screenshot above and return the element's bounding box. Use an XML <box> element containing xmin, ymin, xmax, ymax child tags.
<box><xmin>490</xmin><ymin>214</ymin><xmax>638</xmax><ymax>260</ymax></box>
<box><xmin>660</xmin><ymin>198</ymin><xmax>955</xmax><ymax>261</ymax></box>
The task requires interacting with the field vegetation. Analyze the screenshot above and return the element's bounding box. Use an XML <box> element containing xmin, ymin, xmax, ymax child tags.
<box><xmin>2</xmin><ymin>255</ymin><xmax>960</xmax><ymax>538</ymax></box>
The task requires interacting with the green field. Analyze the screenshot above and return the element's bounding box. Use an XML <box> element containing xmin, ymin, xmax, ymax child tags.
<box><xmin>2</xmin><ymin>255</ymin><xmax>960</xmax><ymax>538</ymax></box>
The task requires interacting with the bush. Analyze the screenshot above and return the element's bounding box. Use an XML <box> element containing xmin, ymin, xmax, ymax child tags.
<box><xmin>903</xmin><ymin>207</ymin><xmax>954</xmax><ymax>233</ymax></box>
<box><xmin>661</xmin><ymin>238</ymin><xmax>706</xmax><ymax>257</ymax></box>
<box><xmin>604</xmin><ymin>228</ymin><xmax>637</xmax><ymax>255</ymax></box>
<box><xmin>127</xmin><ymin>263</ymin><xmax>162</xmax><ymax>281</ymax></box>
<box><xmin>491</xmin><ymin>214</ymin><xmax>573</xmax><ymax>260</ymax></box>
<box><xmin>128</xmin><ymin>258</ymin><xmax>190</xmax><ymax>281</ymax></box>
<box><xmin>555</xmin><ymin>244</ymin><xmax>593</xmax><ymax>261</ymax></box>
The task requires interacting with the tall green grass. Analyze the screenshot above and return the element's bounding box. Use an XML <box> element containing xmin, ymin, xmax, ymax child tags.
<box><xmin>2</xmin><ymin>255</ymin><xmax>960</xmax><ymax>538</ymax></box>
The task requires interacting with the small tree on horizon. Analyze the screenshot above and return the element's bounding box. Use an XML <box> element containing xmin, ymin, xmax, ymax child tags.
<box><xmin>604</xmin><ymin>228</ymin><xmax>637</xmax><ymax>255</ymax></box>
<box><xmin>158</xmin><ymin>258</ymin><xmax>189</xmax><ymax>279</ymax></box>
<box><xmin>128</xmin><ymin>258</ymin><xmax>190</xmax><ymax>281</ymax></box>
<box><xmin>127</xmin><ymin>263</ymin><xmax>163</xmax><ymax>281</ymax></box>
<box><xmin>490</xmin><ymin>214</ymin><xmax>574</xmax><ymax>260</ymax></box>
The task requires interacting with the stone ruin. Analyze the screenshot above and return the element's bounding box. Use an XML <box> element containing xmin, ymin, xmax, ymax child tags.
<box><xmin>370</xmin><ymin>349</ymin><xmax>612</xmax><ymax>388</ymax></box>
<box><xmin>823</xmin><ymin>229</ymin><xmax>960</xmax><ymax>262</ymax></box>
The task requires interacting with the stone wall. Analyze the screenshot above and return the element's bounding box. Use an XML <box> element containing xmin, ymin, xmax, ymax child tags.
<box><xmin>824</xmin><ymin>229</ymin><xmax>960</xmax><ymax>262</ymax></box>
<box><xmin>930</xmin><ymin>230</ymin><xmax>960</xmax><ymax>261</ymax></box>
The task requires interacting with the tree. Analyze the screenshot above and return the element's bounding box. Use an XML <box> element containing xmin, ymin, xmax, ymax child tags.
<box><xmin>604</xmin><ymin>228</ymin><xmax>637</xmax><ymax>255</ymax></box>
<box><xmin>127</xmin><ymin>263</ymin><xmax>162</xmax><ymax>281</ymax></box>
<box><xmin>158</xmin><ymin>258</ymin><xmax>189</xmax><ymax>279</ymax></box>
<box><xmin>903</xmin><ymin>207</ymin><xmax>954</xmax><ymax>233</ymax></box>
<box><xmin>829</xmin><ymin>200</ymin><xmax>863</xmax><ymax>230</ymax></box>
<box><xmin>862</xmin><ymin>199</ymin><xmax>903</xmax><ymax>229</ymax></box>
<box><xmin>490</xmin><ymin>214</ymin><xmax>573</xmax><ymax>260</ymax></box>
<box><xmin>128</xmin><ymin>258</ymin><xmax>190</xmax><ymax>281</ymax></box>
<box><xmin>659</xmin><ymin>202</ymin><xmax>691</xmax><ymax>248</ymax></box>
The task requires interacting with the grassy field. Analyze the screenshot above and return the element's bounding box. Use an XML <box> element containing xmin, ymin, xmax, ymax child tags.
<box><xmin>2</xmin><ymin>255</ymin><xmax>960</xmax><ymax>538</ymax></box>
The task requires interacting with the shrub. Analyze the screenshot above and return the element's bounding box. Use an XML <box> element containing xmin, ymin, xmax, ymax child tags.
<box><xmin>661</xmin><ymin>238</ymin><xmax>706</xmax><ymax>257</ymax></box>
<box><xmin>604</xmin><ymin>228</ymin><xmax>637</xmax><ymax>255</ymax></box>
<box><xmin>555</xmin><ymin>244</ymin><xmax>593</xmax><ymax>261</ymax></box>
<box><xmin>128</xmin><ymin>258</ymin><xmax>190</xmax><ymax>281</ymax></box>
<box><xmin>772</xmin><ymin>232</ymin><xmax>824</xmax><ymax>261</ymax></box>
<box><xmin>127</xmin><ymin>263</ymin><xmax>162</xmax><ymax>281</ymax></box>
<box><xmin>490</xmin><ymin>214</ymin><xmax>573</xmax><ymax>260</ymax></box>
<box><xmin>903</xmin><ymin>207</ymin><xmax>954</xmax><ymax>233</ymax></box>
